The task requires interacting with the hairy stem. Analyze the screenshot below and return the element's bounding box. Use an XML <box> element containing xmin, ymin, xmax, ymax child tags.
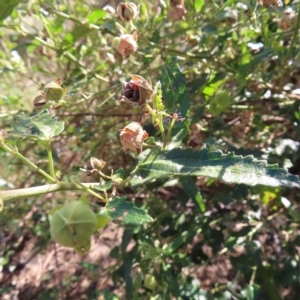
<box><xmin>45</xmin><ymin>140</ymin><xmax>56</xmax><ymax>180</ymax></box>
<box><xmin>0</xmin><ymin>143</ymin><xmax>56</xmax><ymax>183</ymax></box>
<box><xmin>0</xmin><ymin>182</ymin><xmax>103</xmax><ymax>202</ymax></box>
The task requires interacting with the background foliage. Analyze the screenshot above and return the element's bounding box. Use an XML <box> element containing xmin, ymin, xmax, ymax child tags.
<box><xmin>1</xmin><ymin>0</ymin><xmax>300</xmax><ymax>299</ymax></box>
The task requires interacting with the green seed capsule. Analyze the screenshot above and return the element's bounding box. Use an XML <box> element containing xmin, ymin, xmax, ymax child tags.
<box><xmin>96</xmin><ymin>210</ymin><xmax>111</xmax><ymax>229</ymax></box>
<box><xmin>44</xmin><ymin>80</ymin><xmax>65</xmax><ymax>101</ymax></box>
<box><xmin>50</xmin><ymin>201</ymin><xmax>97</xmax><ymax>248</ymax></box>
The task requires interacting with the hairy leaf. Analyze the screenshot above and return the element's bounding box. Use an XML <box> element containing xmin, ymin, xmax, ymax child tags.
<box><xmin>160</xmin><ymin>61</ymin><xmax>190</xmax><ymax>117</ymax></box>
<box><xmin>106</xmin><ymin>197</ymin><xmax>153</xmax><ymax>225</ymax></box>
<box><xmin>130</xmin><ymin>148</ymin><xmax>300</xmax><ymax>189</ymax></box>
<box><xmin>11</xmin><ymin>110</ymin><xmax>64</xmax><ymax>140</ymax></box>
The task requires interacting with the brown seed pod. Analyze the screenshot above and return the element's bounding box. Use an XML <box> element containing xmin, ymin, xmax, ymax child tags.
<box><xmin>50</xmin><ymin>201</ymin><xmax>97</xmax><ymax>248</ymax></box>
<box><xmin>121</xmin><ymin>74</ymin><xmax>153</xmax><ymax>106</ymax></box>
<box><xmin>116</xmin><ymin>2</ymin><xmax>139</xmax><ymax>21</ymax></box>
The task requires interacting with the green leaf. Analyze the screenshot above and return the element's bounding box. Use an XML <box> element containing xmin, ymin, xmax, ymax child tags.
<box><xmin>93</xmin><ymin>181</ymin><xmax>112</xmax><ymax>191</ymax></box>
<box><xmin>241</xmin><ymin>284</ymin><xmax>260</xmax><ymax>300</ymax></box>
<box><xmin>180</xmin><ymin>177</ymin><xmax>205</xmax><ymax>212</ymax></box>
<box><xmin>0</xmin><ymin>0</ymin><xmax>21</xmax><ymax>22</ymax></box>
<box><xmin>160</xmin><ymin>61</ymin><xmax>190</xmax><ymax>117</ymax></box>
<box><xmin>112</xmin><ymin>168</ymin><xmax>127</xmax><ymax>183</ymax></box>
<box><xmin>106</xmin><ymin>197</ymin><xmax>153</xmax><ymax>225</ymax></box>
<box><xmin>209</xmin><ymin>90</ymin><xmax>232</xmax><ymax>115</ymax></box>
<box><xmin>194</xmin><ymin>0</ymin><xmax>204</xmax><ymax>12</ymax></box>
<box><xmin>88</xmin><ymin>8</ymin><xmax>107</xmax><ymax>24</ymax></box>
<box><xmin>130</xmin><ymin>148</ymin><xmax>300</xmax><ymax>189</ymax></box>
<box><xmin>11</xmin><ymin>110</ymin><xmax>64</xmax><ymax>140</ymax></box>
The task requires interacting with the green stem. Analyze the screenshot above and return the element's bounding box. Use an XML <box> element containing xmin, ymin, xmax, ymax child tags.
<box><xmin>45</xmin><ymin>140</ymin><xmax>56</xmax><ymax>180</ymax></box>
<box><xmin>166</xmin><ymin>118</ymin><xmax>176</xmax><ymax>146</ymax></box>
<box><xmin>75</xmin><ymin>181</ymin><xmax>107</xmax><ymax>203</ymax></box>
<box><xmin>0</xmin><ymin>143</ymin><xmax>56</xmax><ymax>183</ymax></box>
<box><xmin>145</xmin><ymin>103</ymin><xmax>167</xmax><ymax>148</ymax></box>
<box><xmin>99</xmin><ymin>171</ymin><xmax>113</xmax><ymax>181</ymax></box>
<box><xmin>0</xmin><ymin>182</ymin><xmax>102</xmax><ymax>202</ymax></box>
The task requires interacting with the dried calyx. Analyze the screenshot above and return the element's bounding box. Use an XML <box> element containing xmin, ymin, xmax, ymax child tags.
<box><xmin>113</xmin><ymin>32</ymin><xmax>138</xmax><ymax>57</ymax></box>
<box><xmin>121</xmin><ymin>74</ymin><xmax>153</xmax><ymax>106</ymax></box>
<box><xmin>81</xmin><ymin>157</ymin><xmax>106</xmax><ymax>175</ymax></box>
<box><xmin>119</xmin><ymin>122</ymin><xmax>149</xmax><ymax>154</ymax></box>
<box><xmin>116</xmin><ymin>2</ymin><xmax>139</xmax><ymax>21</ymax></box>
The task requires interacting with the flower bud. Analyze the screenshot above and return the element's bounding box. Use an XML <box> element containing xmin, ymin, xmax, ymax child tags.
<box><xmin>116</xmin><ymin>2</ymin><xmax>139</xmax><ymax>21</ymax></box>
<box><xmin>119</xmin><ymin>122</ymin><xmax>148</xmax><ymax>154</ymax></box>
<box><xmin>113</xmin><ymin>32</ymin><xmax>138</xmax><ymax>58</ymax></box>
<box><xmin>121</xmin><ymin>74</ymin><xmax>153</xmax><ymax>106</ymax></box>
<box><xmin>44</xmin><ymin>78</ymin><xmax>65</xmax><ymax>101</ymax></box>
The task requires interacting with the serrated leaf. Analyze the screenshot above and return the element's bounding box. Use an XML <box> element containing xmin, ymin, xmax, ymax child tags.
<box><xmin>11</xmin><ymin>110</ymin><xmax>64</xmax><ymax>140</ymax></box>
<box><xmin>93</xmin><ymin>181</ymin><xmax>112</xmax><ymax>191</ymax></box>
<box><xmin>106</xmin><ymin>197</ymin><xmax>153</xmax><ymax>225</ymax></box>
<box><xmin>130</xmin><ymin>148</ymin><xmax>300</xmax><ymax>189</ymax></box>
<box><xmin>0</xmin><ymin>0</ymin><xmax>21</xmax><ymax>22</ymax></box>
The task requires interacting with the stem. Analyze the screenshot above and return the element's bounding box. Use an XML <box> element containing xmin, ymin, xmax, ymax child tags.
<box><xmin>145</xmin><ymin>103</ymin><xmax>167</xmax><ymax>148</ymax></box>
<box><xmin>0</xmin><ymin>182</ymin><xmax>102</xmax><ymax>202</ymax></box>
<box><xmin>166</xmin><ymin>118</ymin><xmax>176</xmax><ymax>146</ymax></box>
<box><xmin>99</xmin><ymin>171</ymin><xmax>113</xmax><ymax>181</ymax></box>
<box><xmin>75</xmin><ymin>181</ymin><xmax>107</xmax><ymax>203</ymax></box>
<box><xmin>45</xmin><ymin>140</ymin><xmax>56</xmax><ymax>180</ymax></box>
<box><xmin>0</xmin><ymin>143</ymin><xmax>56</xmax><ymax>183</ymax></box>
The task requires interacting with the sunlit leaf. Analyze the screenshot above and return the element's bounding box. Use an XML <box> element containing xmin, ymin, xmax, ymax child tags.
<box><xmin>11</xmin><ymin>109</ymin><xmax>64</xmax><ymax>140</ymax></box>
<box><xmin>131</xmin><ymin>148</ymin><xmax>300</xmax><ymax>189</ymax></box>
<box><xmin>106</xmin><ymin>197</ymin><xmax>153</xmax><ymax>225</ymax></box>
<box><xmin>0</xmin><ymin>0</ymin><xmax>21</xmax><ymax>22</ymax></box>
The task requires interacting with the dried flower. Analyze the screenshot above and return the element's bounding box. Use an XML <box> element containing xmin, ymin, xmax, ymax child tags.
<box><xmin>113</xmin><ymin>32</ymin><xmax>138</xmax><ymax>58</ymax></box>
<box><xmin>119</xmin><ymin>122</ymin><xmax>148</xmax><ymax>154</ymax></box>
<box><xmin>80</xmin><ymin>157</ymin><xmax>106</xmax><ymax>176</ymax></box>
<box><xmin>116</xmin><ymin>2</ymin><xmax>139</xmax><ymax>21</ymax></box>
<box><xmin>257</xmin><ymin>0</ymin><xmax>283</xmax><ymax>7</ymax></box>
<box><xmin>121</xmin><ymin>74</ymin><xmax>153</xmax><ymax>106</ymax></box>
<box><xmin>168</xmin><ymin>4</ymin><xmax>187</xmax><ymax>21</ymax></box>
<box><xmin>279</xmin><ymin>7</ymin><xmax>297</xmax><ymax>30</ymax></box>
